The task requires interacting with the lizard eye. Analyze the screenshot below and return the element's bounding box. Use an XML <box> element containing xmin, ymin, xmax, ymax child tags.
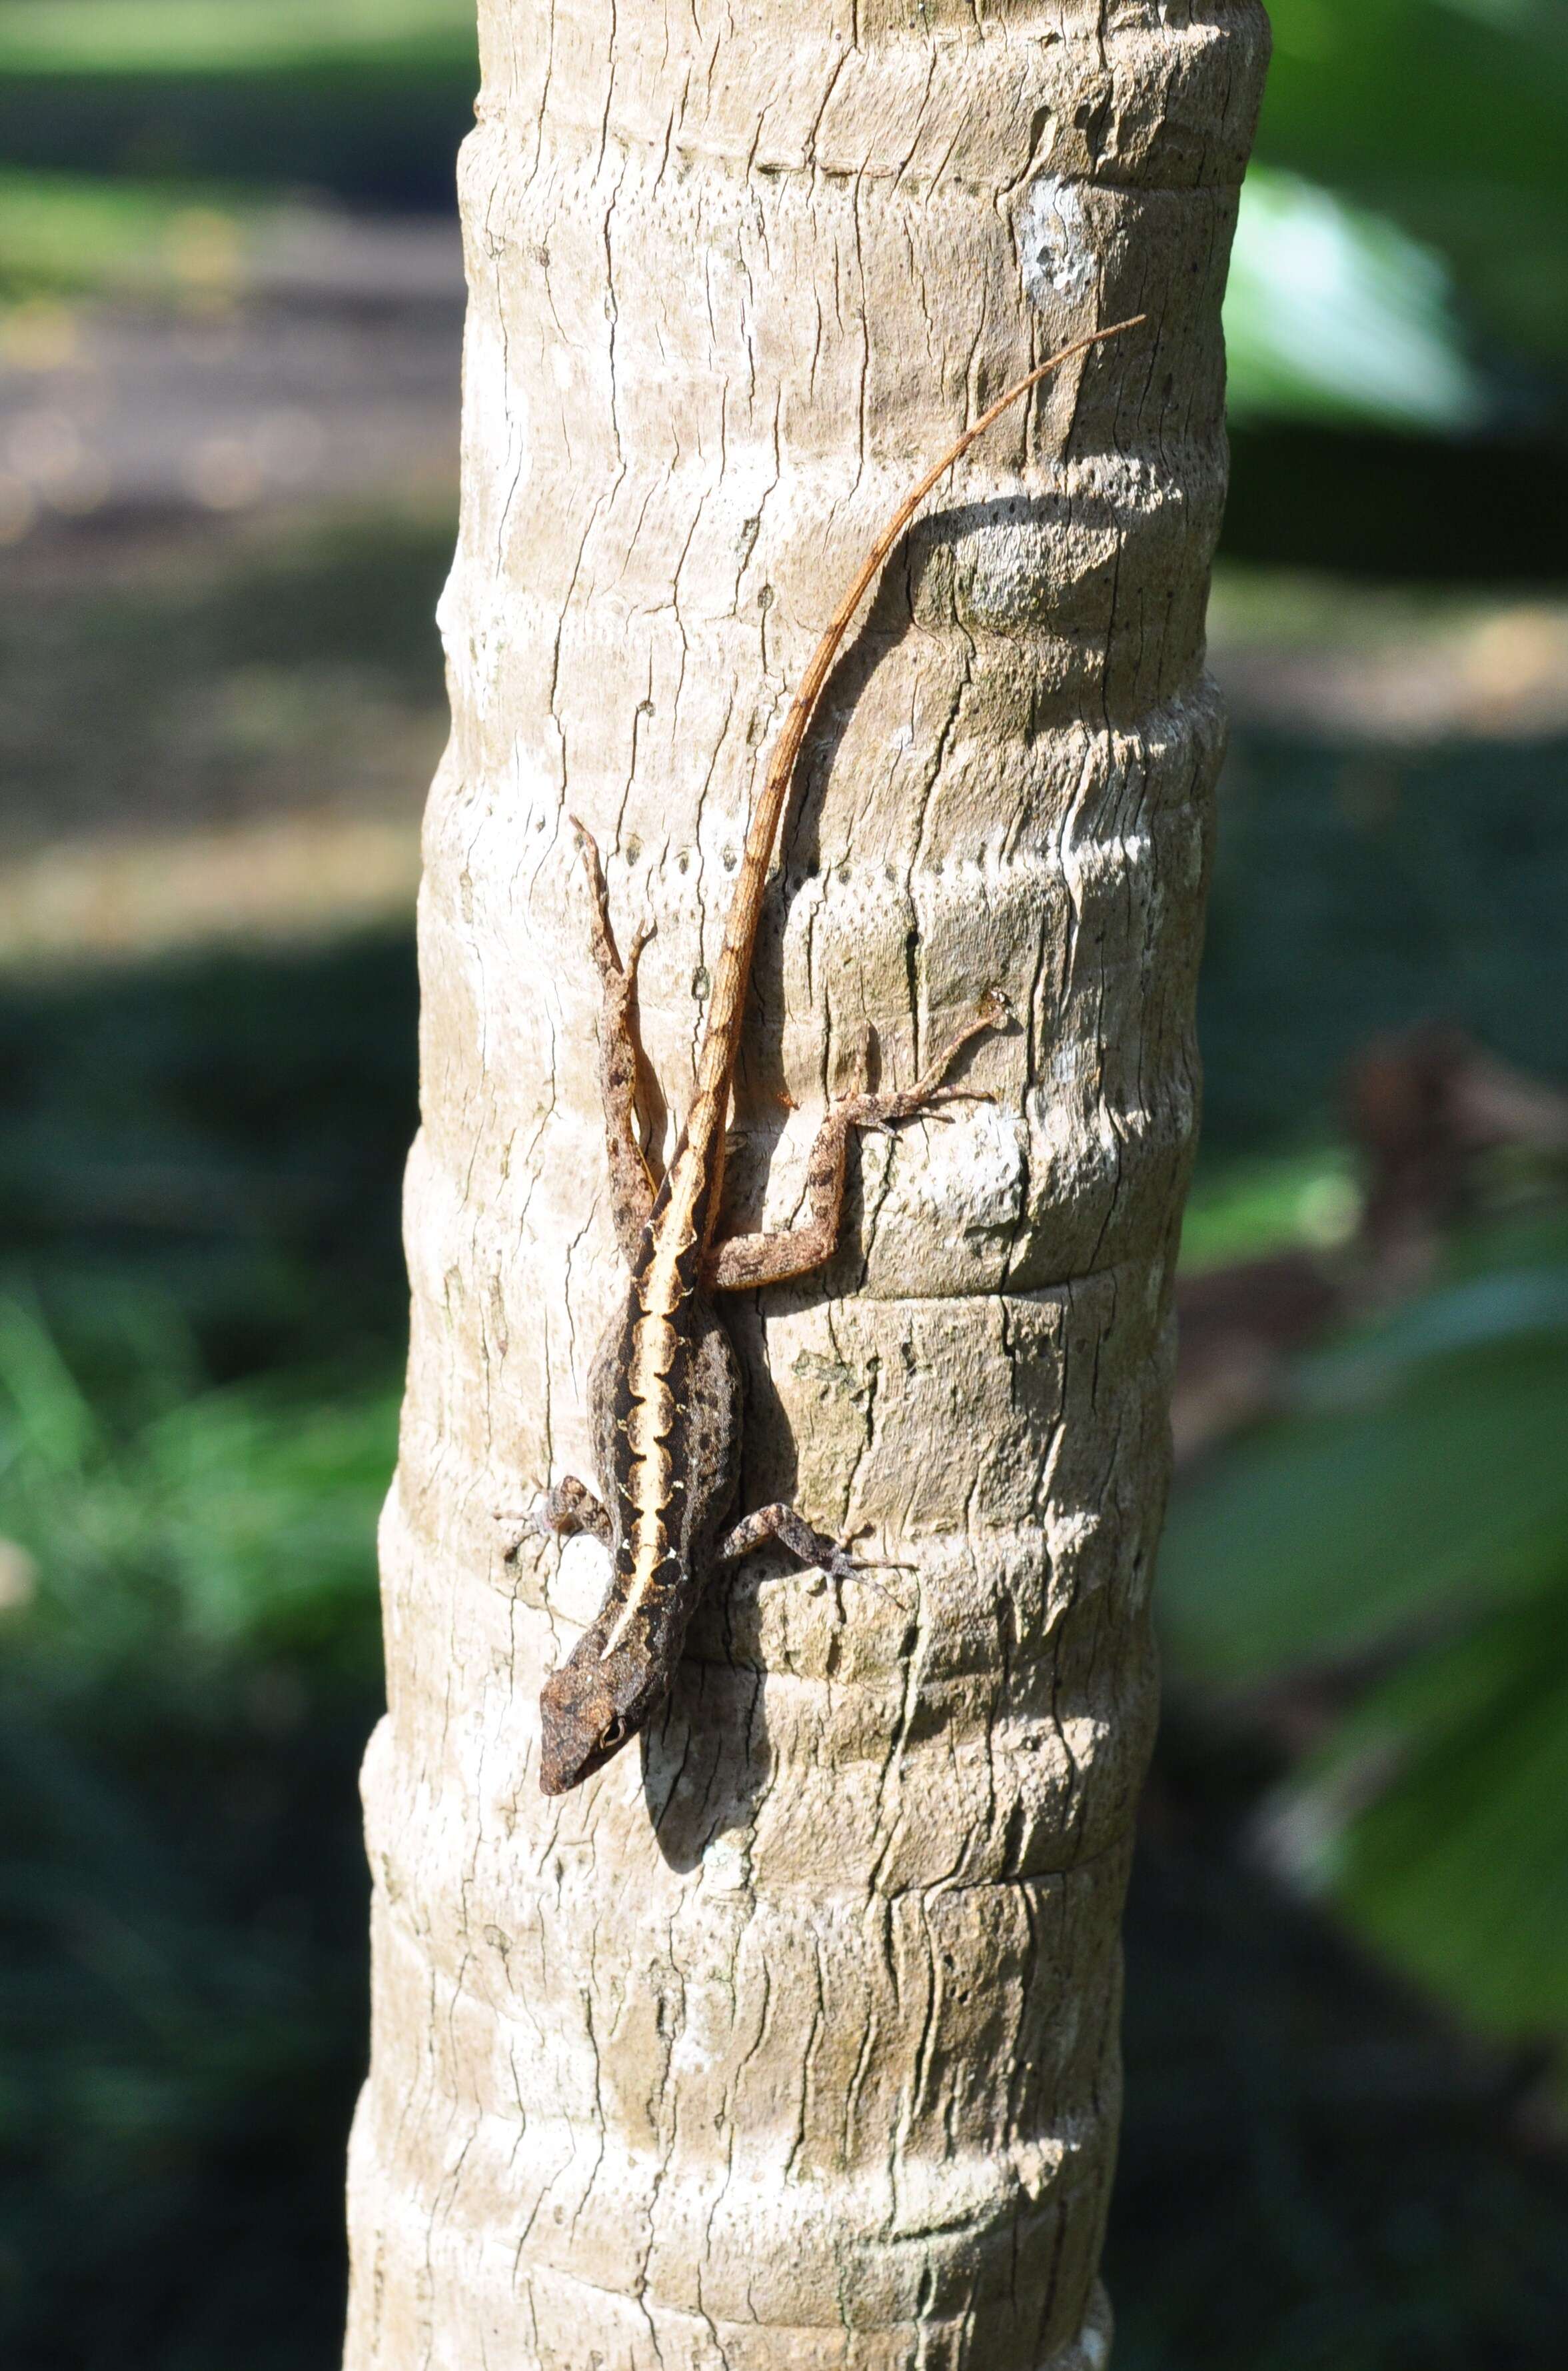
<box><xmin>602</xmin><ymin>1714</ymin><xmax>626</xmax><ymax>1748</ymax></box>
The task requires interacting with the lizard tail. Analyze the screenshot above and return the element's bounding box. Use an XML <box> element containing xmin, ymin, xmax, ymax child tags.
<box><xmin>694</xmin><ymin>313</ymin><xmax>1147</xmax><ymax>1111</ymax></box>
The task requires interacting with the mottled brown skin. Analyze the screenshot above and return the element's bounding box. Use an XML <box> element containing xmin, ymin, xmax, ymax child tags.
<box><xmin>506</xmin><ymin>323</ymin><xmax>1144</xmax><ymax>1796</ymax></box>
<box><xmin>536</xmin><ymin>1297</ymin><xmax>742</xmax><ymax>1794</ymax></box>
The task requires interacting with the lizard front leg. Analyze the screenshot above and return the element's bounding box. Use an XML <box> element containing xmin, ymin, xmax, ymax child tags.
<box><xmin>497</xmin><ymin>1474</ymin><xmax>612</xmax><ymax>1559</ymax></box>
<box><xmin>705</xmin><ymin>993</ymin><xmax>1008</xmax><ymax>1293</ymax></box>
<box><xmin>571</xmin><ymin>817</ymin><xmax>659</xmax><ymax>1264</ymax></box>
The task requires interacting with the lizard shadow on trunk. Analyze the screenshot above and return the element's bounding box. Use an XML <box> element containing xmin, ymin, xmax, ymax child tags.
<box><xmin>638</xmin><ymin>529</ymin><xmax>927</xmax><ymax>1873</ymax></box>
<box><xmin>724</xmin><ymin>487</ymin><xmax>1112</xmax><ymax>1247</ymax></box>
<box><xmin>641</xmin><ymin>489</ymin><xmax>1109</xmax><ymax>1868</ymax></box>
<box><xmin>639</xmin><ymin>1292</ymin><xmax>790</xmax><ymax>1869</ymax></box>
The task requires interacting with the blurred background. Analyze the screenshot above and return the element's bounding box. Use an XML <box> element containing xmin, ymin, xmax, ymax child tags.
<box><xmin>1</xmin><ymin>3</ymin><xmax>1565</xmax><ymax>2365</ymax></box>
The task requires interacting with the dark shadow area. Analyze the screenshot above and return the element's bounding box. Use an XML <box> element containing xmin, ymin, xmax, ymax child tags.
<box><xmin>641</xmin><ymin>1640</ymin><xmax>772</xmax><ymax>1875</ymax></box>
<box><xmin>641</xmin><ymin>1303</ymin><xmax>802</xmax><ymax>1873</ymax></box>
<box><xmin>1107</xmin><ymin>1706</ymin><xmax>1568</xmax><ymax>2371</ymax></box>
<box><xmin>0</xmin><ymin>930</ymin><xmax>418</xmax><ymax>1380</ymax></box>
<box><xmin>1224</xmin><ymin>427</ymin><xmax>1568</xmax><ymax>585</ymax></box>
<box><xmin>0</xmin><ymin>1671</ymin><xmax>375</xmax><ymax>2371</ymax></box>
<box><xmin>0</xmin><ymin>65</ymin><xmax>480</xmax><ymax>214</ymax></box>
<box><xmin>1201</xmin><ymin>728</ymin><xmax>1568</xmax><ymax>1148</ymax></box>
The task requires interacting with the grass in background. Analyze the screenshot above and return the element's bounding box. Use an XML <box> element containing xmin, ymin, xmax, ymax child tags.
<box><xmin>0</xmin><ymin>168</ymin><xmax>252</xmax><ymax>304</ymax></box>
<box><xmin>0</xmin><ymin>0</ymin><xmax>474</xmax><ymax>76</ymax></box>
<box><xmin>0</xmin><ymin>0</ymin><xmax>477</xmax><ymax>213</ymax></box>
<box><xmin>0</xmin><ymin>912</ymin><xmax>416</xmax><ymax>2364</ymax></box>
<box><xmin>0</xmin><ymin>511</ymin><xmax>450</xmax><ymax>856</ymax></box>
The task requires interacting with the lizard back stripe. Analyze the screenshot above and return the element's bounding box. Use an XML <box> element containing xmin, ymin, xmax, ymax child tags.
<box><xmin>599</xmin><ymin>1097</ymin><xmax>720</xmax><ymax>1658</ymax></box>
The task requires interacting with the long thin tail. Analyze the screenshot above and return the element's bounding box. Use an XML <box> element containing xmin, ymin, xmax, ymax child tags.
<box><xmin>693</xmin><ymin>313</ymin><xmax>1146</xmax><ymax>1111</ymax></box>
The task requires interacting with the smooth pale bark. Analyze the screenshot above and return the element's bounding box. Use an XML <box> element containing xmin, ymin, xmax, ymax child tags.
<box><xmin>345</xmin><ymin>5</ymin><xmax>1269</xmax><ymax>2366</ymax></box>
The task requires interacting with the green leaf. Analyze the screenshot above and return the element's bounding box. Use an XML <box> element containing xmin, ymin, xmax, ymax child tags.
<box><xmin>1162</xmin><ymin>1228</ymin><xmax>1568</xmax><ymax>2063</ymax></box>
<box><xmin>1259</xmin><ymin>0</ymin><xmax>1568</xmax><ymax>373</ymax></box>
<box><xmin>1178</xmin><ymin>1145</ymin><xmax>1361</xmax><ymax>1273</ymax></box>
<box><xmin>1225</xmin><ymin>168</ymin><xmax>1487</xmax><ymax>431</ymax></box>
<box><xmin>1267</xmin><ymin>1586</ymin><xmax>1568</xmax><ymax>2044</ymax></box>
<box><xmin>1160</xmin><ymin>1285</ymin><xmax>1568</xmax><ymax>1682</ymax></box>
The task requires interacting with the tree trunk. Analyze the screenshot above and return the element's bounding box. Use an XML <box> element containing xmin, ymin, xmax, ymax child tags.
<box><xmin>344</xmin><ymin>5</ymin><xmax>1269</xmax><ymax>2366</ymax></box>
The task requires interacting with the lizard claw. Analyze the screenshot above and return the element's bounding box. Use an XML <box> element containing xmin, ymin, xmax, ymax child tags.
<box><xmin>832</xmin><ymin>1526</ymin><xmax>917</xmax><ymax>1600</ymax></box>
<box><xmin>832</xmin><ymin>1566</ymin><xmax>916</xmax><ymax>1614</ymax></box>
<box><xmin>494</xmin><ymin>1506</ymin><xmax>549</xmax><ymax>1563</ymax></box>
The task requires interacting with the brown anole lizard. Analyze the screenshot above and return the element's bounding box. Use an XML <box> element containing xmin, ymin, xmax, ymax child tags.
<box><xmin>506</xmin><ymin>319</ymin><xmax>1142</xmax><ymax>1796</ymax></box>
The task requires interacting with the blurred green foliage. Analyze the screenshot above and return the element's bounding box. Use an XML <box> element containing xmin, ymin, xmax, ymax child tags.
<box><xmin>0</xmin><ymin>0</ymin><xmax>473</xmax><ymax>73</ymax></box>
<box><xmin>1261</xmin><ymin>0</ymin><xmax>1568</xmax><ymax>376</ymax></box>
<box><xmin>1224</xmin><ymin>167</ymin><xmax>1485</xmax><ymax>431</ymax></box>
<box><xmin>0</xmin><ymin>167</ymin><xmax>251</xmax><ymax>303</ymax></box>
<box><xmin>0</xmin><ymin>1</ymin><xmax>1565</xmax><ymax>2362</ymax></box>
<box><xmin>1168</xmin><ymin>1225</ymin><xmax>1568</xmax><ymax>1679</ymax></box>
<box><xmin>0</xmin><ymin>916</ymin><xmax>414</xmax><ymax>2368</ymax></box>
<box><xmin>1162</xmin><ymin>1206</ymin><xmax>1568</xmax><ymax>2060</ymax></box>
<box><xmin>2</xmin><ymin>0</ymin><xmax>1568</xmax><ymax>435</ymax></box>
<box><xmin>0</xmin><ymin>1298</ymin><xmax>391</xmax><ymax>2367</ymax></box>
<box><xmin>0</xmin><ymin>0</ymin><xmax>476</xmax><ymax>211</ymax></box>
<box><xmin>1178</xmin><ymin>1147</ymin><xmax>1363</xmax><ymax>1275</ymax></box>
<box><xmin>1177</xmin><ymin>701</ymin><xmax>1568</xmax><ymax>2067</ymax></box>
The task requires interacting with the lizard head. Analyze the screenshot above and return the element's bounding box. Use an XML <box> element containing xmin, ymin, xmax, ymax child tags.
<box><xmin>538</xmin><ymin>1638</ymin><xmax>661</xmax><ymax>1796</ymax></box>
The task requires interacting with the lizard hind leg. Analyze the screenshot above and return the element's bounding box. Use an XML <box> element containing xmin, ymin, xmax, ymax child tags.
<box><xmin>714</xmin><ymin>1506</ymin><xmax>910</xmax><ymax>1604</ymax></box>
<box><xmin>714</xmin><ymin>1502</ymin><xmax>853</xmax><ymax>1576</ymax></box>
<box><xmin>705</xmin><ymin>992</ymin><xmax>1011</xmax><ymax>1293</ymax></box>
<box><xmin>570</xmin><ymin>817</ymin><xmax>660</xmax><ymax>1264</ymax></box>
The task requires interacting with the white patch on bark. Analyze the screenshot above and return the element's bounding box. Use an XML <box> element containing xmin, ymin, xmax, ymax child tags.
<box><xmin>1018</xmin><ymin>174</ymin><xmax>1097</xmax><ymax>307</ymax></box>
<box><xmin>889</xmin><ymin>1100</ymin><xmax>1029</xmax><ymax>1244</ymax></box>
<box><xmin>549</xmin><ymin>1530</ymin><xmax>614</xmax><ymax>1626</ymax></box>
